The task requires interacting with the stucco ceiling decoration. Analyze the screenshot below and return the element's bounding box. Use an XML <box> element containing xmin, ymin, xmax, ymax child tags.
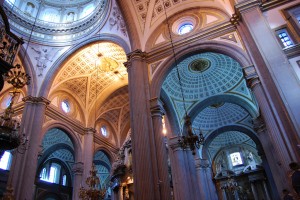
<box><xmin>52</xmin><ymin>42</ymin><xmax>127</xmax><ymax>108</ymax></box>
<box><xmin>162</xmin><ymin>52</ymin><xmax>243</xmax><ymax>102</ymax></box>
<box><xmin>131</xmin><ymin>0</ymin><xmax>150</xmax><ymax>31</ymax></box>
<box><xmin>4</xmin><ymin>0</ymin><xmax>109</xmax><ymax>43</ymax></box>
<box><xmin>42</xmin><ymin>128</ymin><xmax>74</xmax><ymax>150</ymax></box>
<box><xmin>97</xmin><ymin>87</ymin><xmax>130</xmax><ymax>145</ymax></box>
<box><xmin>192</xmin><ymin>102</ymin><xmax>249</xmax><ymax>131</ymax></box>
<box><xmin>162</xmin><ymin>52</ymin><xmax>257</xmax><ymax>129</ymax></box>
<box><xmin>49</xmin><ymin>149</ymin><xmax>74</xmax><ymax>162</ymax></box>
<box><xmin>207</xmin><ymin>131</ymin><xmax>256</xmax><ymax>159</ymax></box>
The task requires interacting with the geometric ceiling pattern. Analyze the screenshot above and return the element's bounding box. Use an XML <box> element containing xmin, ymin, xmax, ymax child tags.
<box><xmin>42</xmin><ymin>128</ymin><xmax>74</xmax><ymax>150</ymax></box>
<box><xmin>98</xmin><ymin>87</ymin><xmax>130</xmax><ymax>146</ymax></box>
<box><xmin>48</xmin><ymin>149</ymin><xmax>75</xmax><ymax>163</ymax></box>
<box><xmin>207</xmin><ymin>131</ymin><xmax>256</xmax><ymax>159</ymax></box>
<box><xmin>51</xmin><ymin>42</ymin><xmax>127</xmax><ymax>109</ymax></box>
<box><xmin>94</xmin><ymin>151</ymin><xmax>111</xmax><ymax>188</ymax></box>
<box><xmin>162</xmin><ymin>52</ymin><xmax>244</xmax><ymax>123</ymax></box>
<box><xmin>193</xmin><ymin>103</ymin><xmax>249</xmax><ymax>131</ymax></box>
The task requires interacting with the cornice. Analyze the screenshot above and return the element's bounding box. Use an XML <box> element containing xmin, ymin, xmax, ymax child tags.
<box><xmin>283</xmin><ymin>44</ymin><xmax>300</xmax><ymax>59</ymax></box>
<box><xmin>45</xmin><ymin>104</ymin><xmax>87</xmax><ymax>134</ymax></box>
<box><xmin>235</xmin><ymin>0</ymin><xmax>261</xmax><ymax>14</ymax></box>
<box><xmin>94</xmin><ymin>135</ymin><xmax>119</xmax><ymax>153</ymax></box>
<box><xmin>146</xmin><ymin>22</ymin><xmax>236</xmax><ymax>63</ymax></box>
<box><xmin>260</xmin><ymin>0</ymin><xmax>296</xmax><ymax>12</ymax></box>
<box><xmin>22</xmin><ymin>96</ymin><xmax>51</xmax><ymax>105</ymax></box>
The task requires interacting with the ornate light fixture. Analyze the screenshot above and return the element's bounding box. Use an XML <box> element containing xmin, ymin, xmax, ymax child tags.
<box><xmin>79</xmin><ymin>164</ymin><xmax>106</xmax><ymax>200</ymax></box>
<box><xmin>162</xmin><ymin>1</ymin><xmax>205</xmax><ymax>155</ymax></box>
<box><xmin>0</xmin><ymin>64</ymin><xmax>30</xmax><ymax>152</ymax></box>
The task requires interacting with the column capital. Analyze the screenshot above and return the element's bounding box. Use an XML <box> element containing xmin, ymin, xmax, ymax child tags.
<box><xmin>85</xmin><ymin>127</ymin><xmax>96</xmax><ymax>135</ymax></box>
<box><xmin>22</xmin><ymin>96</ymin><xmax>50</xmax><ymax>105</ymax></box>
<box><xmin>243</xmin><ymin>65</ymin><xmax>261</xmax><ymax>89</ymax></box>
<box><xmin>72</xmin><ymin>162</ymin><xmax>84</xmax><ymax>174</ymax></box>
<box><xmin>150</xmin><ymin>97</ymin><xmax>165</xmax><ymax>117</ymax></box>
<box><xmin>124</xmin><ymin>49</ymin><xmax>147</xmax><ymax>69</ymax></box>
<box><xmin>253</xmin><ymin>115</ymin><xmax>267</xmax><ymax>134</ymax></box>
<box><xmin>195</xmin><ymin>158</ymin><xmax>210</xmax><ymax>169</ymax></box>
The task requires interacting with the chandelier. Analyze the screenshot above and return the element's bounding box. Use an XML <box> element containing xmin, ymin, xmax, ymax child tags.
<box><xmin>79</xmin><ymin>164</ymin><xmax>106</xmax><ymax>200</ymax></box>
<box><xmin>0</xmin><ymin>64</ymin><xmax>30</xmax><ymax>152</ymax></box>
<box><xmin>162</xmin><ymin>1</ymin><xmax>205</xmax><ymax>155</ymax></box>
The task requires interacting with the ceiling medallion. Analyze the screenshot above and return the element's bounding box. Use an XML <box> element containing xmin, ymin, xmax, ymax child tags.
<box><xmin>188</xmin><ymin>58</ymin><xmax>211</xmax><ymax>73</ymax></box>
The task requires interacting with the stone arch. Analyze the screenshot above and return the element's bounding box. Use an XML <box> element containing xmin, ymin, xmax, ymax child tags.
<box><xmin>41</xmin><ymin>121</ymin><xmax>83</xmax><ymax>163</ymax></box>
<box><xmin>188</xmin><ymin>94</ymin><xmax>259</xmax><ymax>121</ymax></box>
<box><xmin>39</xmin><ymin>34</ymin><xmax>130</xmax><ymax>97</ymax></box>
<box><xmin>150</xmin><ymin>40</ymin><xmax>251</xmax><ymax>98</ymax></box>
<box><xmin>202</xmin><ymin>125</ymin><xmax>264</xmax><ymax>160</ymax></box>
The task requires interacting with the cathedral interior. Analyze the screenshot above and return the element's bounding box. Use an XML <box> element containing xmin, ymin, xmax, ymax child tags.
<box><xmin>0</xmin><ymin>0</ymin><xmax>300</xmax><ymax>199</ymax></box>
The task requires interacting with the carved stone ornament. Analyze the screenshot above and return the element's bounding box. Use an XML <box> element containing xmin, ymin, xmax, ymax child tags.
<box><xmin>230</xmin><ymin>14</ymin><xmax>240</xmax><ymax>26</ymax></box>
<box><xmin>109</xmin><ymin>7</ymin><xmax>127</xmax><ymax>37</ymax></box>
<box><xmin>253</xmin><ymin>115</ymin><xmax>266</xmax><ymax>133</ymax></box>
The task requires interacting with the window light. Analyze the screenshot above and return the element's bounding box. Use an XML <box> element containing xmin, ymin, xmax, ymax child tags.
<box><xmin>230</xmin><ymin>152</ymin><xmax>243</xmax><ymax>166</ymax></box>
<box><xmin>277</xmin><ymin>29</ymin><xmax>294</xmax><ymax>47</ymax></box>
<box><xmin>178</xmin><ymin>24</ymin><xmax>193</xmax><ymax>35</ymax></box>
<box><xmin>0</xmin><ymin>151</ymin><xmax>12</xmax><ymax>170</ymax></box>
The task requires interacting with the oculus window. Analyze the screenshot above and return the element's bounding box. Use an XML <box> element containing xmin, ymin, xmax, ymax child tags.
<box><xmin>178</xmin><ymin>24</ymin><xmax>194</xmax><ymax>35</ymax></box>
<box><xmin>101</xmin><ymin>126</ymin><xmax>108</xmax><ymax>137</ymax></box>
<box><xmin>61</xmin><ymin>100</ymin><xmax>70</xmax><ymax>113</ymax></box>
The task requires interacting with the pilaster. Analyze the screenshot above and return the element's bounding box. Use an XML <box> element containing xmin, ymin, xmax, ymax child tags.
<box><xmin>125</xmin><ymin>49</ymin><xmax>158</xmax><ymax>200</ymax></box>
<box><xmin>243</xmin><ymin>66</ymin><xmax>294</xmax><ymax>197</ymax></box>
<box><xmin>72</xmin><ymin>162</ymin><xmax>84</xmax><ymax>200</ymax></box>
<box><xmin>9</xmin><ymin>96</ymin><xmax>50</xmax><ymax>200</ymax></box>
<box><xmin>168</xmin><ymin>137</ymin><xmax>199</xmax><ymax>200</ymax></box>
<box><xmin>150</xmin><ymin>98</ymin><xmax>172</xmax><ymax>200</ymax></box>
<box><xmin>236</xmin><ymin>0</ymin><xmax>300</xmax><ymax>163</ymax></box>
<box><xmin>82</xmin><ymin>128</ymin><xmax>95</xmax><ymax>186</ymax></box>
<box><xmin>195</xmin><ymin>158</ymin><xmax>218</xmax><ymax>200</ymax></box>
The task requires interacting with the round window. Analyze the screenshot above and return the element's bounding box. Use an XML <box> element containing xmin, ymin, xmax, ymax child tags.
<box><xmin>100</xmin><ymin>125</ymin><xmax>108</xmax><ymax>137</ymax></box>
<box><xmin>178</xmin><ymin>23</ymin><xmax>194</xmax><ymax>35</ymax></box>
<box><xmin>61</xmin><ymin>100</ymin><xmax>70</xmax><ymax>113</ymax></box>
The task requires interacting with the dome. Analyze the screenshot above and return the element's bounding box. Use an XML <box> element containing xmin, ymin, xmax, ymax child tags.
<box><xmin>3</xmin><ymin>0</ymin><xmax>109</xmax><ymax>44</ymax></box>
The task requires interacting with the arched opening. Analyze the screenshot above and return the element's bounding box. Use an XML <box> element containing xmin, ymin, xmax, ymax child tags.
<box><xmin>35</xmin><ymin>128</ymin><xmax>74</xmax><ymax>200</ymax></box>
<box><xmin>160</xmin><ymin>51</ymin><xmax>275</xmax><ymax>199</ymax></box>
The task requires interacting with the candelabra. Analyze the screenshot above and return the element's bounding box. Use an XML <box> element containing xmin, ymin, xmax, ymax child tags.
<box><xmin>79</xmin><ymin>164</ymin><xmax>106</xmax><ymax>200</ymax></box>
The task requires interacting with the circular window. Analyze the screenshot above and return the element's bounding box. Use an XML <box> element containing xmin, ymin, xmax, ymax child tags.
<box><xmin>61</xmin><ymin>100</ymin><xmax>70</xmax><ymax>113</ymax></box>
<box><xmin>100</xmin><ymin>125</ymin><xmax>108</xmax><ymax>137</ymax></box>
<box><xmin>178</xmin><ymin>24</ymin><xmax>194</xmax><ymax>35</ymax></box>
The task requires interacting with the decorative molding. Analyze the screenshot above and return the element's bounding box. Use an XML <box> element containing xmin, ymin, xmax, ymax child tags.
<box><xmin>109</xmin><ymin>7</ymin><xmax>127</xmax><ymax>37</ymax></box>
<box><xmin>22</xmin><ymin>96</ymin><xmax>51</xmax><ymax>105</ymax></box>
<box><xmin>253</xmin><ymin>115</ymin><xmax>266</xmax><ymax>134</ymax></box>
<box><xmin>242</xmin><ymin>65</ymin><xmax>261</xmax><ymax>89</ymax></box>
<box><xmin>72</xmin><ymin>162</ymin><xmax>84</xmax><ymax>174</ymax></box>
<box><xmin>260</xmin><ymin>0</ymin><xmax>296</xmax><ymax>12</ymax></box>
<box><xmin>230</xmin><ymin>14</ymin><xmax>240</xmax><ymax>26</ymax></box>
<box><xmin>195</xmin><ymin>158</ymin><xmax>210</xmax><ymax>169</ymax></box>
<box><xmin>283</xmin><ymin>44</ymin><xmax>300</xmax><ymax>59</ymax></box>
<box><xmin>235</xmin><ymin>0</ymin><xmax>261</xmax><ymax>14</ymax></box>
<box><xmin>124</xmin><ymin>49</ymin><xmax>147</xmax><ymax>69</ymax></box>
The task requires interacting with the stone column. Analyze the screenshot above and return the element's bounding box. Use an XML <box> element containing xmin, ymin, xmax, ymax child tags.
<box><xmin>8</xmin><ymin>96</ymin><xmax>50</xmax><ymax>200</ymax></box>
<box><xmin>244</xmin><ymin>65</ymin><xmax>294</xmax><ymax>194</ymax></box>
<box><xmin>82</xmin><ymin>128</ymin><xmax>95</xmax><ymax>186</ymax></box>
<box><xmin>262</xmin><ymin>180</ymin><xmax>271</xmax><ymax>200</ymax></box>
<box><xmin>168</xmin><ymin>136</ymin><xmax>199</xmax><ymax>200</ymax></box>
<box><xmin>124</xmin><ymin>49</ymin><xmax>159</xmax><ymax>200</ymax></box>
<box><xmin>72</xmin><ymin>162</ymin><xmax>84</xmax><ymax>200</ymax></box>
<box><xmin>195</xmin><ymin>158</ymin><xmax>218</xmax><ymax>200</ymax></box>
<box><xmin>235</xmin><ymin>0</ymin><xmax>300</xmax><ymax>161</ymax></box>
<box><xmin>150</xmin><ymin>98</ymin><xmax>172</xmax><ymax>200</ymax></box>
<box><xmin>250</xmin><ymin>181</ymin><xmax>259</xmax><ymax>200</ymax></box>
